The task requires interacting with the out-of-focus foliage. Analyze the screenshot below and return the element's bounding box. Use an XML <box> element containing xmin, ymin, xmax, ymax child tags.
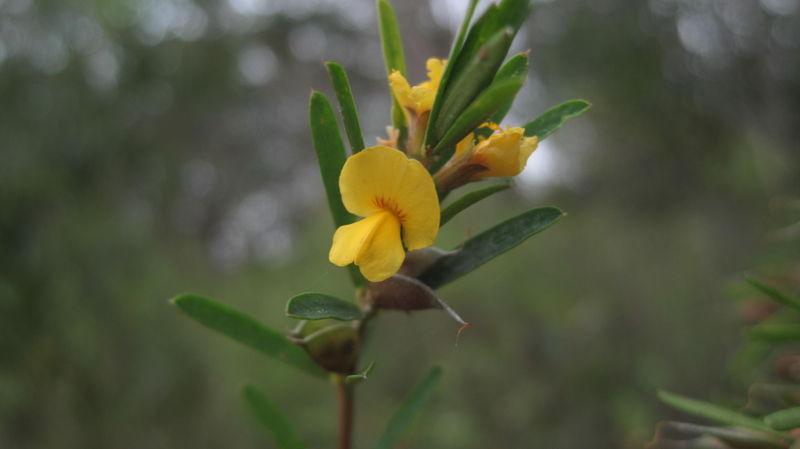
<box><xmin>649</xmin><ymin>273</ymin><xmax>800</xmax><ymax>449</ymax></box>
<box><xmin>1</xmin><ymin>0</ymin><xmax>798</xmax><ymax>448</ymax></box>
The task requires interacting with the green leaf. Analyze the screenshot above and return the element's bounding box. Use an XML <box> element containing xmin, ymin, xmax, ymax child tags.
<box><xmin>346</xmin><ymin>361</ymin><xmax>376</xmax><ymax>385</ymax></box>
<box><xmin>749</xmin><ymin>325</ymin><xmax>800</xmax><ymax>343</ymax></box>
<box><xmin>446</xmin><ymin>0</ymin><xmax>530</xmax><ymax>93</ymax></box>
<box><xmin>471</xmin><ymin>53</ymin><xmax>531</xmax><ymax>140</ymax></box>
<box><xmin>747</xmin><ymin>277</ymin><xmax>800</xmax><ymax>313</ymax></box>
<box><xmin>326</xmin><ymin>62</ymin><xmax>366</xmax><ymax>153</ymax></box>
<box><xmin>242</xmin><ymin>385</ymin><xmax>307</xmax><ymax>449</ymax></box>
<box><xmin>425</xmin><ymin>0</ymin><xmax>479</xmax><ymax>143</ymax></box>
<box><xmin>309</xmin><ymin>91</ymin><xmax>353</xmax><ymax>228</ymax></box>
<box><xmin>171</xmin><ymin>294</ymin><xmax>325</xmax><ymax>378</ymax></box>
<box><xmin>309</xmin><ymin>91</ymin><xmax>365</xmax><ymax>287</ymax></box>
<box><xmin>286</xmin><ymin>293</ymin><xmax>363</xmax><ymax>321</ymax></box>
<box><xmin>428</xmin><ymin>0</ymin><xmax>531</xmax><ymax>147</ymax></box>
<box><xmin>487</xmin><ymin>53</ymin><xmax>530</xmax><ymax>125</ymax></box>
<box><xmin>440</xmin><ymin>181</ymin><xmax>512</xmax><ymax>226</ymax></box>
<box><xmin>657</xmin><ymin>390</ymin><xmax>792</xmax><ymax>439</ymax></box>
<box><xmin>377</xmin><ymin>0</ymin><xmax>407</xmax><ymax>132</ymax></box>
<box><xmin>431</xmin><ymin>28</ymin><xmax>514</xmax><ymax>145</ymax></box>
<box><xmin>523</xmin><ymin>100</ymin><xmax>591</xmax><ymax>140</ymax></box>
<box><xmin>374</xmin><ymin>366</ymin><xmax>443</xmax><ymax>449</ymax></box>
<box><xmin>419</xmin><ymin>206</ymin><xmax>564</xmax><ymax>289</ymax></box>
<box><xmin>430</xmin><ymin>78</ymin><xmax>524</xmax><ymax>172</ymax></box>
<box><xmin>765</xmin><ymin>407</ymin><xmax>800</xmax><ymax>431</ymax></box>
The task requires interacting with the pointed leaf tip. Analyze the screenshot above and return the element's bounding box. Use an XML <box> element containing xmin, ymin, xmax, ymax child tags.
<box><xmin>346</xmin><ymin>361</ymin><xmax>376</xmax><ymax>385</ymax></box>
<box><xmin>523</xmin><ymin>100</ymin><xmax>591</xmax><ymax>141</ymax></box>
<box><xmin>419</xmin><ymin>206</ymin><xmax>564</xmax><ymax>289</ymax></box>
<box><xmin>172</xmin><ymin>293</ymin><xmax>325</xmax><ymax>378</ymax></box>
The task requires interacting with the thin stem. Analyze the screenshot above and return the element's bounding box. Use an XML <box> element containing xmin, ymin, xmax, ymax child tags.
<box><xmin>337</xmin><ymin>378</ymin><xmax>354</xmax><ymax>449</ymax></box>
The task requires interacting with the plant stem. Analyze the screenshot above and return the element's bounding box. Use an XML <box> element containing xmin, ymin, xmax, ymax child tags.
<box><xmin>337</xmin><ymin>378</ymin><xmax>354</xmax><ymax>449</ymax></box>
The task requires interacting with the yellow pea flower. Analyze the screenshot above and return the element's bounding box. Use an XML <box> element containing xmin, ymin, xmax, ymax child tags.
<box><xmin>388</xmin><ymin>58</ymin><xmax>446</xmax><ymax>119</ymax></box>
<box><xmin>329</xmin><ymin>145</ymin><xmax>440</xmax><ymax>282</ymax></box>
<box><xmin>455</xmin><ymin>124</ymin><xmax>539</xmax><ymax>179</ymax></box>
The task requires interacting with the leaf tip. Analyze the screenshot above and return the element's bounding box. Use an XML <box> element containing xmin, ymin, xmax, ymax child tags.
<box><xmin>657</xmin><ymin>390</ymin><xmax>678</xmax><ymax>403</ymax></box>
<box><xmin>170</xmin><ymin>293</ymin><xmax>193</xmax><ymax>306</ymax></box>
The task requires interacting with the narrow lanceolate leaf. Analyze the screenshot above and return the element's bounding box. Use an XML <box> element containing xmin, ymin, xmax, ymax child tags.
<box><xmin>445</xmin><ymin>0</ymin><xmax>530</xmax><ymax>98</ymax></box>
<box><xmin>377</xmin><ymin>0</ymin><xmax>406</xmax><ymax>76</ymax></box>
<box><xmin>765</xmin><ymin>407</ymin><xmax>800</xmax><ymax>431</ymax></box>
<box><xmin>747</xmin><ymin>277</ymin><xmax>800</xmax><ymax>313</ymax></box>
<box><xmin>430</xmin><ymin>78</ymin><xmax>524</xmax><ymax>172</ymax></box>
<box><xmin>487</xmin><ymin>53</ymin><xmax>530</xmax><ymax>125</ymax></box>
<box><xmin>309</xmin><ymin>91</ymin><xmax>354</xmax><ymax>228</ymax></box>
<box><xmin>377</xmin><ymin>0</ymin><xmax>407</xmax><ymax>132</ymax></box>
<box><xmin>172</xmin><ymin>294</ymin><xmax>325</xmax><ymax>378</ymax></box>
<box><xmin>653</xmin><ymin>421</ymin><xmax>786</xmax><ymax>449</ymax></box>
<box><xmin>473</xmin><ymin>53</ymin><xmax>531</xmax><ymax>141</ymax></box>
<box><xmin>374</xmin><ymin>366</ymin><xmax>443</xmax><ymax>449</ymax></box>
<box><xmin>431</xmin><ymin>28</ymin><xmax>514</xmax><ymax>146</ymax></box>
<box><xmin>657</xmin><ymin>390</ymin><xmax>792</xmax><ymax>439</ymax></box>
<box><xmin>286</xmin><ymin>293</ymin><xmax>364</xmax><ymax>321</ymax></box>
<box><xmin>419</xmin><ymin>206</ymin><xmax>564</xmax><ymax>289</ymax></box>
<box><xmin>425</xmin><ymin>0</ymin><xmax>479</xmax><ymax>142</ymax></box>
<box><xmin>523</xmin><ymin>100</ymin><xmax>591</xmax><ymax>140</ymax></box>
<box><xmin>326</xmin><ymin>62</ymin><xmax>366</xmax><ymax>153</ymax></box>
<box><xmin>749</xmin><ymin>325</ymin><xmax>800</xmax><ymax>344</ymax></box>
<box><xmin>309</xmin><ymin>91</ymin><xmax>365</xmax><ymax>287</ymax></box>
<box><xmin>346</xmin><ymin>361</ymin><xmax>376</xmax><ymax>385</ymax></box>
<box><xmin>242</xmin><ymin>385</ymin><xmax>307</xmax><ymax>449</ymax></box>
<box><xmin>440</xmin><ymin>181</ymin><xmax>512</xmax><ymax>226</ymax></box>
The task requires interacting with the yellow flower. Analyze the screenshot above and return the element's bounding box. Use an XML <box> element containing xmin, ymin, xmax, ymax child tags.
<box><xmin>455</xmin><ymin>124</ymin><xmax>539</xmax><ymax>179</ymax></box>
<box><xmin>329</xmin><ymin>145</ymin><xmax>440</xmax><ymax>282</ymax></box>
<box><xmin>388</xmin><ymin>58</ymin><xmax>446</xmax><ymax>119</ymax></box>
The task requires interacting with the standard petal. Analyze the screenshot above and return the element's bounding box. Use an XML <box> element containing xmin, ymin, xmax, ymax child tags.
<box><xmin>338</xmin><ymin>145</ymin><xmax>410</xmax><ymax>217</ymax></box>
<box><xmin>353</xmin><ymin>211</ymin><xmax>405</xmax><ymax>282</ymax></box>
<box><xmin>394</xmin><ymin>158</ymin><xmax>440</xmax><ymax>251</ymax></box>
<box><xmin>329</xmin><ymin>213</ymin><xmax>385</xmax><ymax>267</ymax></box>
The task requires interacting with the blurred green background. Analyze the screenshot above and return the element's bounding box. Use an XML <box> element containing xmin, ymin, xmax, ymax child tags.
<box><xmin>2</xmin><ymin>0</ymin><xmax>799</xmax><ymax>448</ymax></box>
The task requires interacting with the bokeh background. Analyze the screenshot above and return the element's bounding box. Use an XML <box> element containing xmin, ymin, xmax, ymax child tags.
<box><xmin>2</xmin><ymin>0</ymin><xmax>799</xmax><ymax>448</ymax></box>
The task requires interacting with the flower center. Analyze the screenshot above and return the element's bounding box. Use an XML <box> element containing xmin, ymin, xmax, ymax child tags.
<box><xmin>373</xmin><ymin>196</ymin><xmax>406</xmax><ymax>224</ymax></box>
